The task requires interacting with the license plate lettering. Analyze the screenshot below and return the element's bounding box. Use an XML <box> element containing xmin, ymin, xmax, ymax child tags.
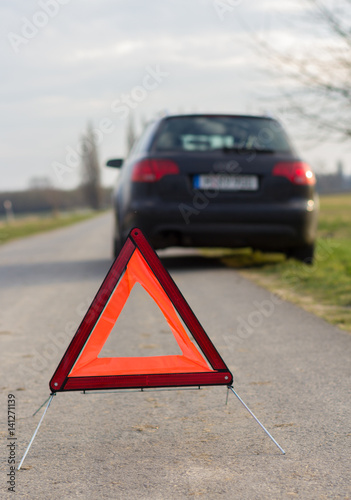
<box><xmin>194</xmin><ymin>175</ymin><xmax>258</xmax><ymax>191</ymax></box>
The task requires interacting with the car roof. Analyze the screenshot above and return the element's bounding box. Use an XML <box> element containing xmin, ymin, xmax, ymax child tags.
<box><xmin>158</xmin><ymin>113</ymin><xmax>277</xmax><ymax>121</ymax></box>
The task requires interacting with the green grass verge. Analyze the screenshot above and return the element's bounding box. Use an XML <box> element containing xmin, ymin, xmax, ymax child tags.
<box><xmin>203</xmin><ymin>194</ymin><xmax>351</xmax><ymax>333</ymax></box>
<box><xmin>0</xmin><ymin>210</ymin><xmax>106</xmax><ymax>245</ymax></box>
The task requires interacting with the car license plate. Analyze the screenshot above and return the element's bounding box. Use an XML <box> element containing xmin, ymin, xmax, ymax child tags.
<box><xmin>193</xmin><ymin>174</ymin><xmax>259</xmax><ymax>191</ymax></box>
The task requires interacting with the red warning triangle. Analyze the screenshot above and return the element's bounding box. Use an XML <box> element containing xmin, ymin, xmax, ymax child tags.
<box><xmin>50</xmin><ymin>228</ymin><xmax>233</xmax><ymax>392</ymax></box>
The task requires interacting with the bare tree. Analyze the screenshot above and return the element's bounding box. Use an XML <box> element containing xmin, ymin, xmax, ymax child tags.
<box><xmin>253</xmin><ymin>0</ymin><xmax>351</xmax><ymax>142</ymax></box>
<box><xmin>80</xmin><ymin>123</ymin><xmax>101</xmax><ymax>210</ymax></box>
<box><xmin>126</xmin><ymin>113</ymin><xmax>137</xmax><ymax>153</ymax></box>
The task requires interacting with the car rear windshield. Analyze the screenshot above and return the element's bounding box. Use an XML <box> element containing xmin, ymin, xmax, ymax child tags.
<box><xmin>153</xmin><ymin>116</ymin><xmax>292</xmax><ymax>153</ymax></box>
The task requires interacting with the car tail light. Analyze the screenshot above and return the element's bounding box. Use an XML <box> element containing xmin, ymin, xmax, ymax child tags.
<box><xmin>272</xmin><ymin>161</ymin><xmax>316</xmax><ymax>185</ymax></box>
<box><xmin>132</xmin><ymin>159</ymin><xmax>180</xmax><ymax>182</ymax></box>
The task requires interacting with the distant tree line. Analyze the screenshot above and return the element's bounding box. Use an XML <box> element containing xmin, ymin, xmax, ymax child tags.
<box><xmin>0</xmin><ymin>186</ymin><xmax>113</xmax><ymax>217</ymax></box>
<box><xmin>316</xmin><ymin>173</ymin><xmax>351</xmax><ymax>195</ymax></box>
<box><xmin>0</xmin><ymin>121</ymin><xmax>110</xmax><ymax>217</ymax></box>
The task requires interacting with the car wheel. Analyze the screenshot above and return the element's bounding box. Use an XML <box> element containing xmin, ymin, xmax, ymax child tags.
<box><xmin>288</xmin><ymin>244</ymin><xmax>315</xmax><ymax>265</ymax></box>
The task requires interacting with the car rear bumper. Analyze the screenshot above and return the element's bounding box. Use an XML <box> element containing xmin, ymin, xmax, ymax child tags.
<box><xmin>119</xmin><ymin>199</ymin><xmax>318</xmax><ymax>251</ymax></box>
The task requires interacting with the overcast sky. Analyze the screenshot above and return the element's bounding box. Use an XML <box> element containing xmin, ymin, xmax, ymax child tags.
<box><xmin>1</xmin><ymin>0</ymin><xmax>350</xmax><ymax>191</ymax></box>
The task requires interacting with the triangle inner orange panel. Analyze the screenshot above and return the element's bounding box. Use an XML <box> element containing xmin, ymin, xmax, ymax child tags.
<box><xmin>68</xmin><ymin>249</ymin><xmax>213</xmax><ymax>377</ymax></box>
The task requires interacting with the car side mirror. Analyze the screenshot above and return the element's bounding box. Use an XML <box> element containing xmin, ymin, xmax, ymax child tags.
<box><xmin>106</xmin><ymin>159</ymin><xmax>123</xmax><ymax>168</ymax></box>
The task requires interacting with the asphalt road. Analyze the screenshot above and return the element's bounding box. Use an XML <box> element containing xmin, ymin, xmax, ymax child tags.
<box><xmin>1</xmin><ymin>213</ymin><xmax>350</xmax><ymax>499</ymax></box>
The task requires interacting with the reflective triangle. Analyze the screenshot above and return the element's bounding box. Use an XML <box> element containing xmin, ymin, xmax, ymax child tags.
<box><xmin>50</xmin><ymin>228</ymin><xmax>233</xmax><ymax>392</ymax></box>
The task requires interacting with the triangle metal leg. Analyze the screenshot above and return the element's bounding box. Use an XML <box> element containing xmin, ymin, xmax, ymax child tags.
<box><xmin>17</xmin><ymin>394</ymin><xmax>55</xmax><ymax>470</ymax></box>
<box><xmin>228</xmin><ymin>386</ymin><xmax>285</xmax><ymax>455</ymax></box>
<box><xmin>32</xmin><ymin>394</ymin><xmax>52</xmax><ymax>417</ymax></box>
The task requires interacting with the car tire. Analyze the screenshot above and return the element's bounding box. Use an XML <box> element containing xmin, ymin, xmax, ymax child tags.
<box><xmin>288</xmin><ymin>243</ymin><xmax>315</xmax><ymax>265</ymax></box>
<box><xmin>113</xmin><ymin>235</ymin><xmax>122</xmax><ymax>259</ymax></box>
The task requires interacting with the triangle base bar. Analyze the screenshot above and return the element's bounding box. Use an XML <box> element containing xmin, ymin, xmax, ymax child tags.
<box><xmin>62</xmin><ymin>371</ymin><xmax>232</xmax><ymax>391</ymax></box>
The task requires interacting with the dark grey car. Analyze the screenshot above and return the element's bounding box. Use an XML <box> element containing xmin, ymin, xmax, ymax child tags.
<box><xmin>107</xmin><ymin>114</ymin><xmax>319</xmax><ymax>263</ymax></box>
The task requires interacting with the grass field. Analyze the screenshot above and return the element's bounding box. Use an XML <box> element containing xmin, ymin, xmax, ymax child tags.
<box><xmin>205</xmin><ymin>194</ymin><xmax>351</xmax><ymax>333</ymax></box>
<box><xmin>0</xmin><ymin>210</ymin><xmax>104</xmax><ymax>245</ymax></box>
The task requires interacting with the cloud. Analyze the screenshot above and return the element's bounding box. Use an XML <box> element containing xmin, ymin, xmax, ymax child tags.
<box><xmin>1</xmin><ymin>0</ymin><xmax>350</xmax><ymax>191</ymax></box>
